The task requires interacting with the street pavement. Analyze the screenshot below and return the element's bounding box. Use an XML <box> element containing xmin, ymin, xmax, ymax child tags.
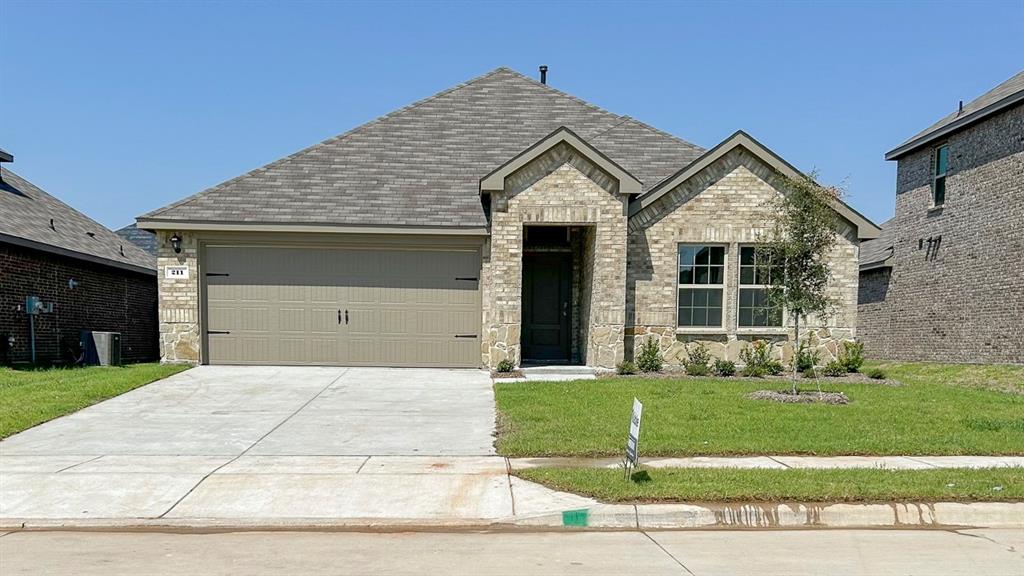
<box><xmin>0</xmin><ymin>528</ymin><xmax>1020</xmax><ymax>575</ymax></box>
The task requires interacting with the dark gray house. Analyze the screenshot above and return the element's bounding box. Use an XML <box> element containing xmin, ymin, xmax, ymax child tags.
<box><xmin>858</xmin><ymin>70</ymin><xmax>1024</xmax><ymax>364</ymax></box>
<box><xmin>116</xmin><ymin>224</ymin><xmax>158</xmax><ymax>256</ymax></box>
<box><xmin>0</xmin><ymin>151</ymin><xmax>158</xmax><ymax>364</ymax></box>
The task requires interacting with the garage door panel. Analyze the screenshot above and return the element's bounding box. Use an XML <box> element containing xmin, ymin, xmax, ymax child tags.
<box><xmin>279</xmin><ymin>308</ymin><xmax>309</xmax><ymax>333</ymax></box>
<box><xmin>204</xmin><ymin>245</ymin><xmax>481</xmax><ymax>367</ymax></box>
<box><xmin>206</xmin><ymin>306</ymin><xmax>236</xmax><ymax>330</ymax></box>
<box><xmin>280</xmin><ymin>338</ymin><xmax>308</xmax><ymax>363</ymax></box>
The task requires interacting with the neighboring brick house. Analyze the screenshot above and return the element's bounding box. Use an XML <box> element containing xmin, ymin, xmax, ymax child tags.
<box><xmin>858</xmin><ymin>70</ymin><xmax>1024</xmax><ymax>364</ymax></box>
<box><xmin>0</xmin><ymin>150</ymin><xmax>158</xmax><ymax>365</ymax></box>
<box><xmin>115</xmin><ymin>224</ymin><xmax>158</xmax><ymax>256</ymax></box>
<box><xmin>137</xmin><ymin>67</ymin><xmax>879</xmax><ymax>369</ymax></box>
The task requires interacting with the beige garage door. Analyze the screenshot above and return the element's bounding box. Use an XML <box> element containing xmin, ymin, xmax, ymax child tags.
<box><xmin>203</xmin><ymin>244</ymin><xmax>481</xmax><ymax>367</ymax></box>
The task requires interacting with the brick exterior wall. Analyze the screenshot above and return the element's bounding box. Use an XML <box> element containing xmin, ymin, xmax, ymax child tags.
<box><xmin>155</xmin><ymin>230</ymin><xmax>202</xmax><ymax>363</ymax></box>
<box><xmin>481</xmin><ymin>142</ymin><xmax>628</xmax><ymax>369</ymax></box>
<box><xmin>0</xmin><ymin>242</ymin><xmax>157</xmax><ymax>365</ymax></box>
<box><xmin>856</xmin><ymin>267</ymin><xmax>893</xmax><ymax>359</ymax></box>
<box><xmin>868</xmin><ymin>103</ymin><xmax>1024</xmax><ymax>363</ymax></box>
<box><xmin>626</xmin><ymin>147</ymin><xmax>861</xmax><ymax>366</ymax></box>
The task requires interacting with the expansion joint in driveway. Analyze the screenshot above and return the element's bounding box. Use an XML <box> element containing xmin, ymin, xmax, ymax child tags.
<box><xmin>156</xmin><ymin>369</ymin><xmax>351</xmax><ymax>518</ymax></box>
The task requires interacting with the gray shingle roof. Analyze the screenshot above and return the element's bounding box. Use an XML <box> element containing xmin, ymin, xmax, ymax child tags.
<box><xmin>141</xmin><ymin>67</ymin><xmax>704</xmax><ymax>228</ymax></box>
<box><xmin>0</xmin><ymin>168</ymin><xmax>155</xmax><ymax>273</ymax></box>
<box><xmin>115</xmin><ymin>223</ymin><xmax>158</xmax><ymax>256</ymax></box>
<box><xmin>887</xmin><ymin>70</ymin><xmax>1024</xmax><ymax>160</ymax></box>
<box><xmin>859</xmin><ymin>218</ymin><xmax>893</xmax><ymax>269</ymax></box>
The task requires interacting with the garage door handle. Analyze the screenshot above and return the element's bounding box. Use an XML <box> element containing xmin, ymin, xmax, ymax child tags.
<box><xmin>208</xmin><ymin>330</ymin><xmax>230</xmax><ymax>335</ymax></box>
<box><xmin>338</xmin><ymin>310</ymin><xmax>341</xmax><ymax>325</ymax></box>
<box><xmin>454</xmin><ymin>334</ymin><xmax>477</xmax><ymax>339</ymax></box>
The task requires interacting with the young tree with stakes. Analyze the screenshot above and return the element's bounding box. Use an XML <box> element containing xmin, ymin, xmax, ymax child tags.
<box><xmin>756</xmin><ymin>173</ymin><xmax>842</xmax><ymax>394</ymax></box>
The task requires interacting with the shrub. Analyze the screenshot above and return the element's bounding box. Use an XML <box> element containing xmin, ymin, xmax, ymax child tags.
<box><xmin>794</xmin><ymin>340</ymin><xmax>821</xmax><ymax>372</ymax></box>
<box><xmin>838</xmin><ymin>340</ymin><xmax>865</xmax><ymax>373</ymax></box>
<box><xmin>495</xmin><ymin>359</ymin><xmax>515</xmax><ymax>373</ymax></box>
<box><xmin>822</xmin><ymin>360</ymin><xmax>846</xmax><ymax>377</ymax></box>
<box><xmin>685</xmin><ymin>363</ymin><xmax>712</xmax><ymax>377</ymax></box>
<box><xmin>713</xmin><ymin>359</ymin><xmax>736</xmax><ymax>377</ymax></box>
<box><xmin>765</xmin><ymin>361</ymin><xmax>785</xmax><ymax>376</ymax></box>
<box><xmin>740</xmin><ymin>340</ymin><xmax>781</xmax><ymax>377</ymax></box>
<box><xmin>802</xmin><ymin>366</ymin><xmax>817</xmax><ymax>379</ymax></box>
<box><xmin>740</xmin><ymin>340</ymin><xmax>772</xmax><ymax>368</ymax></box>
<box><xmin>636</xmin><ymin>338</ymin><xmax>663</xmax><ymax>373</ymax></box>
<box><xmin>741</xmin><ymin>364</ymin><xmax>767</xmax><ymax>378</ymax></box>
<box><xmin>683</xmin><ymin>342</ymin><xmax>712</xmax><ymax>376</ymax></box>
<box><xmin>867</xmin><ymin>367</ymin><xmax>887</xmax><ymax>380</ymax></box>
<box><xmin>616</xmin><ymin>361</ymin><xmax>637</xmax><ymax>375</ymax></box>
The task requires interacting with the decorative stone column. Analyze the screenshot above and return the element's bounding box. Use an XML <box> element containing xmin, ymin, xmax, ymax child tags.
<box><xmin>156</xmin><ymin>230</ymin><xmax>201</xmax><ymax>363</ymax></box>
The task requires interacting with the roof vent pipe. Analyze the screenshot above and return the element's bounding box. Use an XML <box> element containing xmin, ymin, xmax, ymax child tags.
<box><xmin>539</xmin><ymin>65</ymin><xmax>548</xmax><ymax>84</ymax></box>
<box><xmin>958</xmin><ymin>100</ymin><xmax>963</xmax><ymax>114</ymax></box>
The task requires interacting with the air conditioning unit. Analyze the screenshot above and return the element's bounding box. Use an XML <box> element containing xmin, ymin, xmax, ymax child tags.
<box><xmin>81</xmin><ymin>331</ymin><xmax>122</xmax><ymax>366</ymax></box>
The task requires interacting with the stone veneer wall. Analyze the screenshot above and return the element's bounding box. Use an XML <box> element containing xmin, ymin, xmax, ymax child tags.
<box><xmin>881</xmin><ymin>103</ymin><xmax>1024</xmax><ymax>363</ymax></box>
<box><xmin>155</xmin><ymin>230</ymin><xmax>201</xmax><ymax>363</ymax></box>
<box><xmin>481</xmin><ymin>142</ymin><xmax>628</xmax><ymax>368</ymax></box>
<box><xmin>626</xmin><ymin>147</ymin><xmax>860</xmax><ymax>365</ymax></box>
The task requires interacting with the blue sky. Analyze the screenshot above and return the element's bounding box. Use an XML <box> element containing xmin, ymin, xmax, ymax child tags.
<box><xmin>2</xmin><ymin>1</ymin><xmax>1021</xmax><ymax>229</ymax></box>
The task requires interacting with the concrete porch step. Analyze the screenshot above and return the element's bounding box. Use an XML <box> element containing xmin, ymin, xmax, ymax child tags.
<box><xmin>520</xmin><ymin>365</ymin><xmax>597</xmax><ymax>381</ymax></box>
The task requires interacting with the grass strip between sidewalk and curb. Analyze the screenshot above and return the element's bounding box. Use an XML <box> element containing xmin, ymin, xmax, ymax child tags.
<box><xmin>515</xmin><ymin>466</ymin><xmax>1024</xmax><ymax>503</ymax></box>
<box><xmin>495</xmin><ymin>362</ymin><xmax>1024</xmax><ymax>457</ymax></box>
<box><xmin>0</xmin><ymin>363</ymin><xmax>190</xmax><ymax>439</ymax></box>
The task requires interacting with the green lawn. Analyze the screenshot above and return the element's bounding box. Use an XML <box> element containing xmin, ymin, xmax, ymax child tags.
<box><xmin>495</xmin><ymin>362</ymin><xmax>1024</xmax><ymax>457</ymax></box>
<box><xmin>517</xmin><ymin>467</ymin><xmax>1024</xmax><ymax>503</ymax></box>
<box><xmin>0</xmin><ymin>363</ymin><xmax>189</xmax><ymax>439</ymax></box>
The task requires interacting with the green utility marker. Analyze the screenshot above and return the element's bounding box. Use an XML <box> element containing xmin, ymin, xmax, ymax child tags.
<box><xmin>562</xmin><ymin>508</ymin><xmax>589</xmax><ymax>527</ymax></box>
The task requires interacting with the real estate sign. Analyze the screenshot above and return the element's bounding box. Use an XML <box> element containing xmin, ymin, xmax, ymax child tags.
<box><xmin>625</xmin><ymin>398</ymin><xmax>643</xmax><ymax>467</ymax></box>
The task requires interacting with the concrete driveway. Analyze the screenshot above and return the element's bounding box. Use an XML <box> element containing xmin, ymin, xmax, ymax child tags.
<box><xmin>0</xmin><ymin>366</ymin><xmax>534</xmax><ymax>522</ymax></box>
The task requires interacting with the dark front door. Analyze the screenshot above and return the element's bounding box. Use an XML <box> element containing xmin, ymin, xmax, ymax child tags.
<box><xmin>522</xmin><ymin>252</ymin><xmax>572</xmax><ymax>361</ymax></box>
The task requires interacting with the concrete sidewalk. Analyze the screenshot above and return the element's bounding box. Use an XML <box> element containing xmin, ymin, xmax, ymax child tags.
<box><xmin>510</xmin><ymin>455</ymin><xmax>1024</xmax><ymax>470</ymax></box>
<box><xmin>3</xmin><ymin>454</ymin><xmax>1022</xmax><ymax>531</ymax></box>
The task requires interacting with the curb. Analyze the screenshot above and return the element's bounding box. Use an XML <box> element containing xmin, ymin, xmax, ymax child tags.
<box><xmin>509</xmin><ymin>501</ymin><xmax>1024</xmax><ymax>530</ymax></box>
<box><xmin>3</xmin><ymin>502</ymin><xmax>1021</xmax><ymax>532</ymax></box>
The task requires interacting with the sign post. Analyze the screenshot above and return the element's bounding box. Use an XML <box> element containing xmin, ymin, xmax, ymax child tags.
<box><xmin>624</xmin><ymin>397</ymin><xmax>643</xmax><ymax>479</ymax></box>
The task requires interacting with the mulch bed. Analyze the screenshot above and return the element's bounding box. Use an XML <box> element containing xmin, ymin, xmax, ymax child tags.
<box><xmin>492</xmin><ymin>369</ymin><xmax>525</xmax><ymax>379</ymax></box>
<box><xmin>746</xmin><ymin>389</ymin><xmax>851</xmax><ymax>404</ymax></box>
<box><xmin>599</xmin><ymin>369</ymin><xmax>900</xmax><ymax>386</ymax></box>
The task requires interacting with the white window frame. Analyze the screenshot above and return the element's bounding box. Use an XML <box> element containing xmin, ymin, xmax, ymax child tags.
<box><xmin>736</xmin><ymin>245</ymin><xmax>785</xmax><ymax>330</ymax></box>
<box><xmin>676</xmin><ymin>243</ymin><xmax>727</xmax><ymax>332</ymax></box>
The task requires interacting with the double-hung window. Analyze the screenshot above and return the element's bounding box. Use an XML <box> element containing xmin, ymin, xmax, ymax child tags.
<box><xmin>738</xmin><ymin>246</ymin><xmax>783</xmax><ymax>328</ymax></box>
<box><xmin>677</xmin><ymin>245</ymin><xmax>725</xmax><ymax>328</ymax></box>
<box><xmin>932</xmin><ymin>144</ymin><xmax>948</xmax><ymax>207</ymax></box>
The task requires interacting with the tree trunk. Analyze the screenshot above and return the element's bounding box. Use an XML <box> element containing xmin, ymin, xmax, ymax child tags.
<box><xmin>792</xmin><ymin>313</ymin><xmax>800</xmax><ymax>395</ymax></box>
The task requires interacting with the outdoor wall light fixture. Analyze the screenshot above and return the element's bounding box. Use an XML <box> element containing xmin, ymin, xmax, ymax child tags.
<box><xmin>170</xmin><ymin>233</ymin><xmax>182</xmax><ymax>254</ymax></box>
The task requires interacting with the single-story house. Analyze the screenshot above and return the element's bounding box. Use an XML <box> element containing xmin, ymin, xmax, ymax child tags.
<box><xmin>139</xmin><ymin>67</ymin><xmax>879</xmax><ymax>369</ymax></box>
<box><xmin>0</xmin><ymin>149</ymin><xmax>158</xmax><ymax>365</ymax></box>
